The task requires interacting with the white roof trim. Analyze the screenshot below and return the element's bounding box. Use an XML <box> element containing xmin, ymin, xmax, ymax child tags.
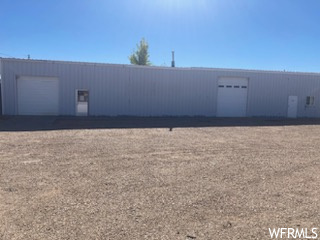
<box><xmin>1</xmin><ymin>57</ymin><xmax>320</xmax><ymax>76</ymax></box>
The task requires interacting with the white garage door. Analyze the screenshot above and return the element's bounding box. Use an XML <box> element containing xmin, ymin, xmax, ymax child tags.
<box><xmin>217</xmin><ymin>77</ymin><xmax>248</xmax><ymax>117</ymax></box>
<box><xmin>17</xmin><ymin>76</ymin><xmax>59</xmax><ymax>115</ymax></box>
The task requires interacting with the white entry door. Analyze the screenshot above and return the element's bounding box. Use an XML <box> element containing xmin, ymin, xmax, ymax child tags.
<box><xmin>17</xmin><ymin>76</ymin><xmax>59</xmax><ymax>115</ymax></box>
<box><xmin>287</xmin><ymin>96</ymin><xmax>298</xmax><ymax>118</ymax></box>
<box><xmin>217</xmin><ymin>77</ymin><xmax>248</xmax><ymax>117</ymax></box>
<box><xmin>76</xmin><ymin>90</ymin><xmax>89</xmax><ymax>116</ymax></box>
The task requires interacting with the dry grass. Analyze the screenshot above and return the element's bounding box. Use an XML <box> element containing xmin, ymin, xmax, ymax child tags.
<box><xmin>0</xmin><ymin>117</ymin><xmax>320</xmax><ymax>239</ymax></box>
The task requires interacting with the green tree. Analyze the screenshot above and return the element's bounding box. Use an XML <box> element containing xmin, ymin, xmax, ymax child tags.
<box><xmin>129</xmin><ymin>38</ymin><xmax>151</xmax><ymax>66</ymax></box>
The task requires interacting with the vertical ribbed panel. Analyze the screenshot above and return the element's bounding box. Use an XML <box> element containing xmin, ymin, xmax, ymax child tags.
<box><xmin>2</xmin><ymin>58</ymin><xmax>320</xmax><ymax>117</ymax></box>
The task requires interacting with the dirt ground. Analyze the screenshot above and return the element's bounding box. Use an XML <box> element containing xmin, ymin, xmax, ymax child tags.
<box><xmin>0</xmin><ymin>117</ymin><xmax>320</xmax><ymax>240</ymax></box>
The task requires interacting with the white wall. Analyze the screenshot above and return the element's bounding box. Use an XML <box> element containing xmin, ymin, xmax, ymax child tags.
<box><xmin>2</xmin><ymin>58</ymin><xmax>320</xmax><ymax>117</ymax></box>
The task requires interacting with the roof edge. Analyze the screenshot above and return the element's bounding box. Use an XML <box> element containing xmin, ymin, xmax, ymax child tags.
<box><xmin>1</xmin><ymin>57</ymin><xmax>320</xmax><ymax>76</ymax></box>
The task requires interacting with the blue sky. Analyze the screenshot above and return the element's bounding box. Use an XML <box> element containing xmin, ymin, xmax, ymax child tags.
<box><xmin>1</xmin><ymin>0</ymin><xmax>320</xmax><ymax>72</ymax></box>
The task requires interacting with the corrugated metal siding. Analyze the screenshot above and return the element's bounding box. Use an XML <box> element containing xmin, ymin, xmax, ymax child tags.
<box><xmin>2</xmin><ymin>58</ymin><xmax>320</xmax><ymax>117</ymax></box>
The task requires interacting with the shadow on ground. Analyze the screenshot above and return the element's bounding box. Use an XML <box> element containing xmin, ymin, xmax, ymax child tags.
<box><xmin>1</xmin><ymin>116</ymin><xmax>320</xmax><ymax>131</ymax></box>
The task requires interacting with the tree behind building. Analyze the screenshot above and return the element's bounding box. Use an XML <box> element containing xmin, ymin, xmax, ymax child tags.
<box><xmin>129</xmin><ymin>38</ymin><xmax>151</xmax><ymax>66</ymax></box>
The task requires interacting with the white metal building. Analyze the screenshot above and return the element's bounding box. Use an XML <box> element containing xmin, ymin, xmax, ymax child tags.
<box><xmin>1</xmin><ymin>57</ymin><xmax>320</xmax><ymax>118</ymax></box>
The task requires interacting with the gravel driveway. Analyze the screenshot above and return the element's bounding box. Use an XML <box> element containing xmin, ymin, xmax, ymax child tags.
<box><xmin>0</xmin><ymin>117</ymin><xmax>320</xmax><ymax>239</ymax></box>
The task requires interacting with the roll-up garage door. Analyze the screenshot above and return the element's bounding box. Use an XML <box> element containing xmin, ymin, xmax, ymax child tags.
<box><xmin>17</xmin><ymin>76</ymin><xmax>59</xmax><ymax>115</ymax></box>
<box><xmin>217</xmin><ymin>77</ymin><xmax>248</xmax><ymax>117</ymax></box>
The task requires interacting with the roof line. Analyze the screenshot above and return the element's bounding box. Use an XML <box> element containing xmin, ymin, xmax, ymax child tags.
<box><xmin>1</xmin><ymin>57</ymin><xmax>320</xmax><ymax>76</ymax></box>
